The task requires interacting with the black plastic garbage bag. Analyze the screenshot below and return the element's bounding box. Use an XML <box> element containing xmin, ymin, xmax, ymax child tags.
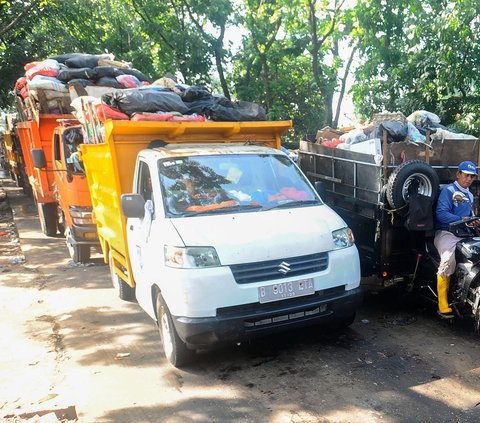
<box><xmin>65</xmin><ymin>54</ymin><xmax>114</xmax><ymax>69</ymax></box>
<box><xmin>96</xmin><ymin>76</ymin><xmax>124</xmax><ymax>89</ymax></box>
<box><xmin>185</xmin><ymin>96</ymin><xmax>266</xmax><ymax>121</ymax></box>
<box><xmin>183</xmin><ymin>98</ymin><xmax>216</xmax><ymax>115</ymax></box>
<box><xmin>209</xmin><ymin>100</ymin><xmax>267</xmax><ymax>121</ymax></box>
<box><xmin>121</xmin><ymin>68</ymin><xmax>150</xmax><ymax>82</ymax></box>
<box><xmin>93</xmin><ymin>66</ymin><xmax>124</xmax><ymax>79</ymax></box>
<box><xmin>416</xmin><ymin>121</ymin><xmax>452</xmax><ymax>136</ymax></box>
<box><xmin>103</xmin><ymin>88</ymin><xmax>189</xmax><ymax>115</ymax></box>
<box><xmin>371</xmin><ymin>121</ymin><xmax>408</xmax><ymax>143</ymax></box>
<box><xmin>67</xmin><ymin>79</ymin><xmax>95</xmax><ymax>88</ymax></box>
<box><xmin>48</xmin><ymin>53</ymin><xmax>86</xmax><ymax>64</ymax></box>
<box><xmin>181</xmin><ymin>86</ymin><xmax>212</xmax><ymax>102</ymax></box>
<box><xmin>57</xmin><ymin>67</ymin><xmax>97</xmax><ymax>82</ymax></box>
<box><xmin>382</xmin><ymin>121</ymin><xmax>408</xmax><ymax>142</ymax></box>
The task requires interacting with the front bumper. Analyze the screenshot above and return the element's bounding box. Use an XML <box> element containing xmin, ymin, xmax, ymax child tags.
<box><xmin>68</xmin><ymin>223</ymin><xmax>99</xmax><ymax>246</ymax></box>
<box><xmin>172</xmin><ymin>286</ymin><xmax>363</xmax><ymax>348</ymax></box>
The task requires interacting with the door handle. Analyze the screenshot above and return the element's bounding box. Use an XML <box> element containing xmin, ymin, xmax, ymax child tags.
<box><xmin>129</xmin><ymin>225</ymin><xmax>133</xmax><ymax>230</ymax></box>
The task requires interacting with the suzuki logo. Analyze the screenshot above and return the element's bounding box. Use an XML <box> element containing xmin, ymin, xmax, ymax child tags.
<box><xmin>278</xmin><ymin>261</ymin><xmax>291</xmax><ymax>275</ymax></box>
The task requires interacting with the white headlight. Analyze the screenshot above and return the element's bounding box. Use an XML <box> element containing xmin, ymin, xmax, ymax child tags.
<box><xmin>164</xmin><ymin>246</ymin><xmax>221</xmax><ymax>268</ymax></box>
<box><xmin>332</xmin><ymin>227</ymin><xmax>354</xmax><ymax>249</ymax></box>
<box><xmin>69</xmin><ymin>206</ymin><xmax>94</xmax><ymax>225</ymax></box>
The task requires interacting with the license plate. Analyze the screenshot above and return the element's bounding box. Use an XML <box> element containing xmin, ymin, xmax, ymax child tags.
<box><xmin>258</xmin><ymin>278</ymin><xmax>315</xmax><ymax>304</ymax></box>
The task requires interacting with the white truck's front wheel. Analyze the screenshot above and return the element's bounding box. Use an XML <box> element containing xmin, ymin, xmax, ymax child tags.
<box><xmin>156</xmin><ymin>295</ymin><xmax>194</xmax><ymax>368</ymax></box>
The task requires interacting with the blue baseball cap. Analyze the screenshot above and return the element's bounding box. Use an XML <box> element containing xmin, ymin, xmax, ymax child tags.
<box><xmin>458</xmin><ymin>161</ymin><xmax>478</xmax><ymax>175</ymax></box>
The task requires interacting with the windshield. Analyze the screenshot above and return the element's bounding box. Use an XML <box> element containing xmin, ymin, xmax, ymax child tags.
<box><xmin>158</xmin><ymin>153</ymin><xmax>321</xmax><ymax>217</ymax></box>
<box><xmin>64</xmin><ymin>127</ymin><xmax>85</xmax><ymax>174</ymax></box>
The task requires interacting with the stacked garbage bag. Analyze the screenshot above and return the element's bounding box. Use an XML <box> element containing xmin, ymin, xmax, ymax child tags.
<box><xmin>314</xmin><ymin>110</ymin><xmax>477</xmax><ymax>156</ymax></box>
<box><xmin>14</xmin><ymin>53</ymin><xmax>149</xmax><ymax>117</ymax></box>
<box><xmin>14</xmin><ymin>52</ymin><xmax>267</xmax><ymax>127</ymax></box>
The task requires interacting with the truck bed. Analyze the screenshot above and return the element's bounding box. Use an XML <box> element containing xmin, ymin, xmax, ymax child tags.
<box><xmin>298</xmin><ymin>135</ymin><xmax>480</xmax><ymax>284</ymax></box>
<box><xmin>81</xmin><ymin>119</ymin><xmax>292</xmax><ymax>286</ymax></box>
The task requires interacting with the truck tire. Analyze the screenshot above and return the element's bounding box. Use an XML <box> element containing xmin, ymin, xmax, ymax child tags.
<box><xmin>156</xmin><ymin>294</ymin><xmax>194</xmax><ymax>368</ymax></box>
<box><xmin>386</xmin><ymin>160</ymin><xmax>439</xmax><ymax>215</ymax></box>
<box><xmin>37</xmin><ymin>202</ymin><xmax>58</xmax><ymax>236</ymax></box>
<box><xmin>66</xmin><ymin>229</ymin><xmax>90</xmax><ymax>263</ymax></box>
<box><xmin>334</xmin><ymin>312</ymin><xmax>356</xmax><ymax>330</ymax></box>
<box><xmin>108</xmin><ymin>251</ymin><xmax>136</xmax><ymax>302</ymax></box>
<box><xmin>74</xmin><ymin>245</ymin><xmax>90</xmax><ymax>263</ymax></box>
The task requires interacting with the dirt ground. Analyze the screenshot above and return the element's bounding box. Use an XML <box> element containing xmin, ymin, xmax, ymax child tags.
<box><xmin>1</xmin><ymin>176</ymin><xmax>480</xmax><ymax>423</ymax></box>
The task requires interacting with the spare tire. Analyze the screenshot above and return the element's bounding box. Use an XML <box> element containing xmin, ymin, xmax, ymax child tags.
<box><xmin>386</xmin><ymin>160</ymin><xmax>439</xmax><ymax>215</ymax></box>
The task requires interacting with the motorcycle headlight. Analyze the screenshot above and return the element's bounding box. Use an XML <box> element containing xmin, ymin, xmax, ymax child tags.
<box><xmin>332</xmin><ymin>227</ymin><xmax>354</xmax><ymax>249</ymax></box>
<box><xmin>164</xmin><ymin>246</ymin><xmax>221</xmax><ymax>268</ymax></box>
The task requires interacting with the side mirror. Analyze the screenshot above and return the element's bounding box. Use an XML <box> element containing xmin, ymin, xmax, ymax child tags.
<box><xmin>31</xmin><ymin>148</ymin><xmax>47</xmax><ymax>169</ymax></box>
<box><xmin>121</xmin><ymin>194</ymin><xmax>145</xmax><ymax>218</ymax></box>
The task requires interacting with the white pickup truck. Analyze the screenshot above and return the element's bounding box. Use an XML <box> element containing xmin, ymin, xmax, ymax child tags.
<box><xmin>81</xmin><ymin>120</ymin><xmax>362</xmax><ymax>367</ymax></box>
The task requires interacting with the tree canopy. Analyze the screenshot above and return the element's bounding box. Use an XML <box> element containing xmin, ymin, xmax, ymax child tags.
<box><xmin>1</xmin><ymin>0</ymin><xmax>479</xmax><ymax>140</ymax></box>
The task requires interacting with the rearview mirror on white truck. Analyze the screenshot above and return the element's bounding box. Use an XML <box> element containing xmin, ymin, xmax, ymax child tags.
<box><xmin>121</xmin><ymin>194</ymin><xmax>145</xmax><ymax>218</ymax></box>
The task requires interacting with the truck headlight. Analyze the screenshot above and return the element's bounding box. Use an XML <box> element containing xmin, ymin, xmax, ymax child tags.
<box><xmin>332</xmin><ymin>227</ymin><xmax>354</xmax><ymax>249</ymax></box>
<box><xmin>69</xmin><ymin>206</ymin><xmax>94</xmax><ymax>225</ymax></box>
<box><xmin>164</xmin><ymin>246</ymin><xmax>221</xmax><ymax>268</ymax></box>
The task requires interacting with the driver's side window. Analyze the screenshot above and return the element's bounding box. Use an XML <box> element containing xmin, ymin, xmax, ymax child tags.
<box><xmin>137</xmin><ymin>161</ymin><xmax>153</xmax><ymax>203</ymax></box>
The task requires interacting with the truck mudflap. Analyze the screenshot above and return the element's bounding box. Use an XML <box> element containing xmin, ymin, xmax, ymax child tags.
<box><xmin>171</xmin><ymin>287</ymin><xmax>363</xmax><ymax>348</ymax></box>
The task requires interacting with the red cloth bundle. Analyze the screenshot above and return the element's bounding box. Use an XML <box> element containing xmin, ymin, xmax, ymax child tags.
<box><xmin>95</xmin><ymin>103</ymin><xmax>129</xmax><ymax>121</ymax></box>
<box><xmin>131</xmin><ymin>113</ymin><xmax>173</xmax><ymax>121</ymax></box>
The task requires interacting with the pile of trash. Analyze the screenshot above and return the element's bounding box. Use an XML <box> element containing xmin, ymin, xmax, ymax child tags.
<box><xmin>14</xmin><ymin>53</ymin><xmax>149</xmax><ymax>117</ymax></box>
<box><xmin>13</xmin><ymin>53</ymin><xmax>267</xmax><ymax>131</ymax></box>
<box><xmin>314</xmin><ymin>110</ymin><xmax>477</xmax><ymax>155</ymax></box>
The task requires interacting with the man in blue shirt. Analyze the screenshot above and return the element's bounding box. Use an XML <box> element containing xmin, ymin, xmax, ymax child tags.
<box><xmin>434</xmin><ymin>160</ymin><xmax>478</xmax><ymax>318</ymax></box>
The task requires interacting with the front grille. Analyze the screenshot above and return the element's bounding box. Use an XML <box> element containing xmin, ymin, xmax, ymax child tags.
<box><xmin>230</xmin><ymin>252</ymin><xmax>329</xmax><ymax>284</ymax></box>
<box><xmin>243</xmin><ymin>304</ymin><xmax>328</xmax><ymax>329</ymax></box>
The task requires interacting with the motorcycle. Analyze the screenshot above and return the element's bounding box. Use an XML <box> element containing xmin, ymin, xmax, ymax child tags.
<box><xmin>413</xmin><ymin>215</ymin><xmax>480</xmax><ymax>329</ymax></box>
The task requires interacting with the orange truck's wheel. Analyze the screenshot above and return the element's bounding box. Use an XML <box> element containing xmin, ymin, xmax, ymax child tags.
<box><xmin>37</xmin><ymin>202</ymin><xmax>57</xmax><ymax>237</ymax></box>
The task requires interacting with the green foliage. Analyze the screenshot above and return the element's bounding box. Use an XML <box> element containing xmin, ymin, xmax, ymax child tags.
<box><xmin>1</xmin><ymin>0</ymin><xmax>479</xmax><ymax>142</ymax></box>
<box><xmin>441</xmin><ymin>98</ymin><xmax>480</xmax><ymax>137</ymax></box>
<box><xmin>352</xmin><ymin>0</ymin><xmax>480</xmax><ymax>131</ymax></box>
<box><xmin>233</xmin><ymin>0</ymin><xmax>359</xmax><ymax>140</ymax></box>
<box><xmin>0</xmin><ymin>0</ymin><xmax>157</xmax><ymax>108</ymax></box>
<box><xmin>127</xmin><ymin>0</ymin><xmax>213</xmax><ymax>85</ymax></box>
<box><xmin>0</xmin><ymin>0</ymin><xmax>52</xmax><ymax>107</ymax></box>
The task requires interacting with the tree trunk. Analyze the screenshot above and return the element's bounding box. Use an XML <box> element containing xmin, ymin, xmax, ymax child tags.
<box><xmin>214</xmin><ymin>44</ymin><xmax>230</xmax><ymax>99</ymax></box>
<box><xmin>333</xmin><ymin>41</ymin><xmax>359</xmax><ymax>128</ymax></box>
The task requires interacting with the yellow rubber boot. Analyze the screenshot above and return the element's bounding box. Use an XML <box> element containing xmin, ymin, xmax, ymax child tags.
<box><xmin>437</xmin><ymin>274</ymin><xmax>453</xmax><ymax>316</ymax></box>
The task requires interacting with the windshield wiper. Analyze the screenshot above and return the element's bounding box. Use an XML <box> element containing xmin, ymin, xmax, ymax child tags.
<box><xmin>174</xmin><ymin>203</ymin><xmax>263</xmax><ymax>217</ymax></box>
<box><xmin>263</xmin><ymin>199</ymin><xmax>320</xmax><ymax>211</ymax></box>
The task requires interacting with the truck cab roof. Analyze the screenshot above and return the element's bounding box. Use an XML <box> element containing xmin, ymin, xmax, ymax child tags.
<box><xmin>145</xmin><ymin>143</ymin><xmax>283</xmax><ymax>159</ymax></box>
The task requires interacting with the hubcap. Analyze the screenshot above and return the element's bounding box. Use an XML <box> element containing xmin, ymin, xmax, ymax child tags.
<box><xmin>402</xmin><ymin>173</ymin><xmax>433</xmax><ymax>201</ymax></box>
